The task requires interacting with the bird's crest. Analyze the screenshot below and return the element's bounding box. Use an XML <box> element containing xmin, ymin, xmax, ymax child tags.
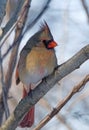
<box><xmin>40</xmin><ymin>21</ymin><xmax>50</xmax><ymax>32</ymax></box>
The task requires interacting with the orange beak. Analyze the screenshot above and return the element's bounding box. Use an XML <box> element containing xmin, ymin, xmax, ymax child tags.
<box><xmin>48</xmin><ymin>41</ymin><xmax>57</xmax><ymax>48</ymax></box>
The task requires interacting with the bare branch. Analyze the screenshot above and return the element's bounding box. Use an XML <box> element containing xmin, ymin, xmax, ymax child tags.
<box><xmin>0</xmin><ymin>44</ymin><xmax>89</xmax><ymax>130</ymax></box>
<box><xmin>67</xmin><ymin>90</ymin><xmax>89</xmax><ymax>111</ymax></box>
<box><xmin>0</xmin><ymin>0</ymin><xmax>25</xmax><ymax>42</ymax></box>
<box><xmin>1</xmin><ymin>35</ymin><xmax>23</xmax><ymax>59</ymax></box>
<box><xmin>0</xmin><ymin>50</ymin><xmax>10</xmax><ymax>121</ymax></box>
<box><xmin>24</xmin><ymin>0</ymin><xmax>51</xmax><ymax>34</ymax></box>
<box><xmin>38</xmin><ymin>98</ymin><xmax>73</xmax><ymax>130</ymax></box>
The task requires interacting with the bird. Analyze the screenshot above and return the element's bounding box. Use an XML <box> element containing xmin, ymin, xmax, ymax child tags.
<box><xmin>15</xmin><ymin>22</ymin><xmax>58</xmax><ymax>127</ymax></box>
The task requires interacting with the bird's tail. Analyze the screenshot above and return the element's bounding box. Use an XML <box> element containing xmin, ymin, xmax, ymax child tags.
<box><xmin>19</xmin><ymin>87</ymin><xmax>35</xmax><ymax>127</ymax></box>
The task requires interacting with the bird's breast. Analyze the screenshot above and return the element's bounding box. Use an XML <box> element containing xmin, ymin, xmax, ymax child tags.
<box><xmin>18</xmin><ymin>47</ymin><xmax>57</xmax><ymax>86</ymax></box>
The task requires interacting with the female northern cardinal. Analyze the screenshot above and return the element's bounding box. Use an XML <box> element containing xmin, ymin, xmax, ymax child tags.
<box><xmin>16</xmin><ymin>22</ymin><xmax>57</xmax><ymax>127</ymax></box>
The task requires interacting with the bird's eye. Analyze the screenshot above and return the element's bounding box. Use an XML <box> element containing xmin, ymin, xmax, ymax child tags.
<box><xmin>43</xmin><ymin>40</ymin><xmax>47</xmax><ymax>44</ymax></box>
<box><xmin>43</xmin><ymin>39</ymin><xmax>53</xmax><ymax>44</ymax></box>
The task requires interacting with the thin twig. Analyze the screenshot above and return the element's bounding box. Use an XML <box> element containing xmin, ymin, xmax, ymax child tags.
<box><xmin>38</xmin><ymin>98</ymin><xmax>73</xmax><ymax>130</ymax></box>
<box><xmin>68</xmin><ymin>90</ymin><xmax>89</xmax><ymax>111</ymax></box>
<box><xmin>81</xmin><ymin>0</ymin><xmax>89</xmax><ymax>23</ymax></box>
<box><xmin>0</xmin><ymin>0</ymin><xmax>25</xmax><ymax>42</ymax></box>
<box><xmin>2</xmin><ymin>35</ymin><xmax>23</xmax><ymax>59</ymax></box>
<box><xmin>0</xmin><ymin>50</ymin><xmax>10</xmax><ymax>120</ymax></box>
<box><xmin>23</xmin><ymin>0</ymin><xmax>51</xmax><ymax>35</ymax></box>
<box><xmin>33</xmin><ymin>75</ymin><xmax>89</xmax><ymax>130</ymax></box>
<box><xmin>0</xmin><ymin>21</ymin><xmax>17</xmax><ymax>49</ymax></box>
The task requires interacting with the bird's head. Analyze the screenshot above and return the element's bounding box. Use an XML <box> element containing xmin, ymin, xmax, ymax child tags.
<box><xmin>38</xmin><ymin>21</ymin><xmax>57</xmax><ymax>49</ymax></box>
<box><xmin>22</xmin><ymin>21</ymin><xmax>57</xmax><ymax>53</ymax></box>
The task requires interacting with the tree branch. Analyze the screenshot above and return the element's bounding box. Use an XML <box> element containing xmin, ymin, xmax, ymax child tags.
<box><xmin>0</xmin><ymin>0</ymin><xmax>25</xmax><ymax>42</ymax></box>
<box><xmin>0</xmin><ymin>49</ymin><xmax>10</xmax><ymax>120</ymax></box>
<box><xmin>23</xmin><ymin>0</ymin><xmax>51</xmax><ymax>34</ymax></box>
<box><xmin>0</xmin><ymin>44</ymin><xmax>89</xmax><ymax>130</ymax></box>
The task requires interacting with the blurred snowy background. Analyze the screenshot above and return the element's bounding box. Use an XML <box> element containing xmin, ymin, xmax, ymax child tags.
<box><xmin>1</xmin><ymin>0</ymin><xmax>89</xmax><ymax>130</ymax></box>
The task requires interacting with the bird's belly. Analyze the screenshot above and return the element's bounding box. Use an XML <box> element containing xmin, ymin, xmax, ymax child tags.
<box><xmin>19</xmin><ymin>67</ymin><xmax>47</xmax><ymax>86</ymax></box>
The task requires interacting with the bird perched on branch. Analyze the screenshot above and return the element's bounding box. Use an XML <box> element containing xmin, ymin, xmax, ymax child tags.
<box><xmin>16</xmin><ymin>22</ymin><xmax>58</xmax><ymax>127</ymax></box>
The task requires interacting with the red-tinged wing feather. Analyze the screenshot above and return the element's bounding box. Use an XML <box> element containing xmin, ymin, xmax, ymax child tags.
<box><xmin>19</xmin><ymin>87</ymin><xmax>35</xmax><ymax>127</ymax></box>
